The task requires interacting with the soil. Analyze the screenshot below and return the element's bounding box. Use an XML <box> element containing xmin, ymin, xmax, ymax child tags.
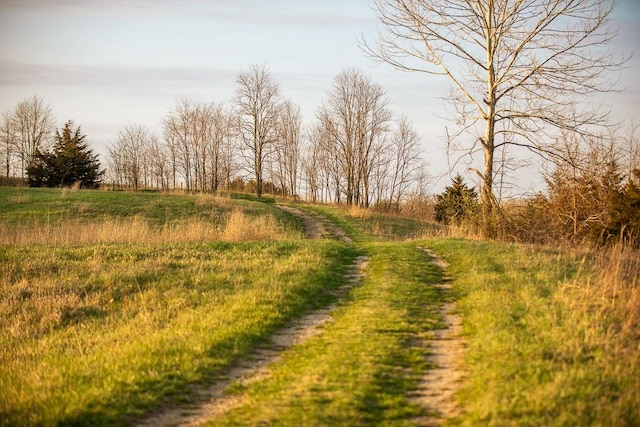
<box><xmin>412</xmin><ymin>248</ymin><xmax>467</xmax><ymax>426</ymax></box>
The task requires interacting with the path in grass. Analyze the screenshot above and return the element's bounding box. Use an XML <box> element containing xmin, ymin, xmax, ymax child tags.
<box><xmin>413</xmin><ymin>248</ymin><xmax>466</xmax><ymax>425</ymax></box>
<box><xmin>277</xmin><ymin>205</ymin><xmax>353</xmax><ymax>243</ymax></box>
<box><xmin>137</xmin><ymin>207</ymin><xmax>363</xmax><ymax>426</ymax></box>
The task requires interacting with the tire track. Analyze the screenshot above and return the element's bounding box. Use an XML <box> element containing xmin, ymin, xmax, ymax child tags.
<box><xmin>413</xmin><ymin>247</ymin><xmax>466</xmax><ymax>426</ymax></box>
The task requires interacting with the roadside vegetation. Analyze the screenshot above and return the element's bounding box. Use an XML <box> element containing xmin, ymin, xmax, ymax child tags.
<box><xmin>427</xmin><ymin>239</ymin><xmax>639</xmax><ymax>425</ymax></box>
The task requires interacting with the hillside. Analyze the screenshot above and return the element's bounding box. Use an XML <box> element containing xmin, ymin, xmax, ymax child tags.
<box><xmin>1</xmin><ymin>187</ymin><xmax>638</xmax><ymax>426</ymax></box>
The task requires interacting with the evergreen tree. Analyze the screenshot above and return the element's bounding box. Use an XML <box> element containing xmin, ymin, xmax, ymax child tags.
<box><xmin>434</xmin><ymin>174</ymin><xmax>479</xmax><ymax>225</ymax></box>
<box><xmin>606</xmin><ymin>169</ymin><xmax>640</xmax><ymax>246</ymax></box>
<box><xmin>27</xmin><ymin>121</ymin><xmax>103</xmax><ymax>188</ymax></box>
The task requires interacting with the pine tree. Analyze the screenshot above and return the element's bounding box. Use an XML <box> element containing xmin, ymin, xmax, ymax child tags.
<box><xmin>434</xmin><ymin>174</ymin><xmax>479</xmax><ymax>225</ymax></box>
<box><xmin>27</xmin><ymin>121</ymin><xmax>103</xmax><ymax>188</ymax></box>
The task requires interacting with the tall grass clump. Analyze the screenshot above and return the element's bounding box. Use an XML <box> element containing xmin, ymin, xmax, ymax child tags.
<box><xmin>0</xmin><ymin>209</ymin><xmax>294</xmax><ymax>245</ymax></box>
<box><xmin>556</xmin><ymin>242</ymin><xmax>640</xmax><ymax>423</ymax></box>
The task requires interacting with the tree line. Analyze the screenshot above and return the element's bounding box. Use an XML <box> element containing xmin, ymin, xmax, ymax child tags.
<box><xmin>1</xmin><ymin>66</ymin><xmax>428</xmax><ymax>207</ymax></box>
<box><xmin>106</xmin><ymin>65</ymin><xmax>428</xmax><ymax>207</ymax></box>
<box><xmin>3</xmin><ymin>0</ymin><xmax>635</xmax><ymax>241</ymax></box>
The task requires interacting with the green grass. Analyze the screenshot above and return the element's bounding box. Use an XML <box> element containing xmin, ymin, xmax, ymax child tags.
<box><xmin>423</xmin><ymin>238</ymin><xmax>639</xmax><ymax>426</ymax></box>
<box><xmin>0</xmin><ymin>187</ymin><xmax>293</xmax><ymax>228</ymax></box>
<box><xmin>0</xmin><ymin>240</ymin><xmax>357</xmax><ymax>425</ymax></box>
<box><xmin>297</xmin><ymin>203</ymin><xmax>435</xmax><ymax>243</ymax></box>
<box><xmin>2</xmin><ymin>188</ymin><xmax>637</xmax><ymax>426</ymax></box>
<box><xmin>209</xmin><ymin>242</ymin><xmax>449</xmax><ymax>426</ymax></box>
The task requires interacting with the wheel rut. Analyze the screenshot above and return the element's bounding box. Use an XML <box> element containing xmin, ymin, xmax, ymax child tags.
<box><xmin>135</xmin><ymin>206</ymin><xmax>364</xmax><ymax>426</ymax></box>
<box><xmin>277</xmin><ymin>205</ymin><xmax>353</xmax><ymax>244</ymax></box>
<box><xmin>413</xmin><ymin>247</ymin><xmax>466</xmax><ymax>425</ymax></box>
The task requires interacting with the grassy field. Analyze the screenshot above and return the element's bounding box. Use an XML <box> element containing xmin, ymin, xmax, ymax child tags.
<box><xmin>1</xmin><ymin>187</ymin><xmax>638</xmax><ymax>426</ymax></box>
<box><xmin>426</xmin><ymin>239</ymin><xmax>639</xmax><ymax>426</ymax></box>
<box><xmin>210</xmin><ymin>241</ymin><xmax>448</xmax><ymax>425</ymax></box>
<box><xmin>0</xmin><ymin>188</ymin><xmax>355</xmax><ymax>425</ymax></box>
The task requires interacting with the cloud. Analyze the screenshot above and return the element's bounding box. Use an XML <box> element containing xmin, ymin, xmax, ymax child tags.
<box><xmin>1</xmin><ymin>0</ymin><xmax>373</xmax><ymax>29</ymax></box>
<box><xmin>0</xmin><ymin>60</ymin><xmax>236</xmax><ymax>92</ymax></box>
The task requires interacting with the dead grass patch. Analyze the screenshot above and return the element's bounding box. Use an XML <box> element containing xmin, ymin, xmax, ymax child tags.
<box><xmin>346</xmin><ymin>205</ymin><xmax>371</xmax><ymax>219</ymax></box>
<box><xmin>1</xmin><ymin>210</ymin><xmax>289</xmax><ymax>245</ymax></box>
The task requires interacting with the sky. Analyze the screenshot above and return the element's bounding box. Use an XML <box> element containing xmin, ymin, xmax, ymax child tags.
<box><xmin>1</xmin><ymin>0</ymin><xmax>639</xmax><ymax>194</ymax></box>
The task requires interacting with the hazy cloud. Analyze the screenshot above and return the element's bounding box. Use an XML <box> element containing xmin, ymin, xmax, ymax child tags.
<box><xmin>0</xmin><ymin>60</ymin><xmax>236</xmax><ymax>91</ymax></box>
<box><xmin>0</xmin><ymin>0</ymin><xmax>372</xmax><ymax>28</ymax></box>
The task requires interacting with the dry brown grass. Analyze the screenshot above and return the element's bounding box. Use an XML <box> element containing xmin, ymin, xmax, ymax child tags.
<box><xmin>553</xmin><ymin>243</ymin><xmax>640</xmax><ymax>421</ymax></box>
<box><xmin>418</xmin><ymin>222</ymin><xmax>483</xmax><ymax>240</ymax></box>
<box><xmin>60</xmin><ymin>181</ymin><xmax>82</xmax><ymax>198</ymax></box>
<box><xmin>0</xmin><ymin>209</ymin><xmax>289</xmax><ymax>246</ymax></box>
<box><xmin>585</xmin><ymin>244</ymin><xmax>639</xmax><ymax>349</ymax></box>
<box><xmin>346</xmin><ymin>204</ymin><xmax>372</xmax><ymax>220</ymax></box>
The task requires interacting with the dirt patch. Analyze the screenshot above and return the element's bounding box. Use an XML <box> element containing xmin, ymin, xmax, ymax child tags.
<box><xmin>277</xmin><ymin>205</ymin><xmax>326</xmax><ymax>239</ymax></box>
<box><xmin>413</xmin><ymin>248</ymin><xmax>466</xmax><ymax>426</ymax></box>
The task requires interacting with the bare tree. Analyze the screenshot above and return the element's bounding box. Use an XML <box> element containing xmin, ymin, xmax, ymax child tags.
<box><xmin>0</xmin><ymin>110</ymin><xmax>17</xmax><ymax>179</ymax></box>
<box><xmin>365</xmin><ymin>0</ymin><xmax>626</xmax><ymax>223</ymax></box>
<box><xmin>12</xmin><ymin>95</ymin><xmax>54</xmax><ymax>177</ymax></box>
<box><xmin>164</xmin><ymin>98</ymin><xmax>196</xmax><ymax>191</ymax></box>
<box><xmin>235</xmin><ymin>64</ymin><xmax>281</xmax><ymax>199</ymax></box>
<box><xmin>387</xmin><ymin>116</ymin><xmax>424</xmax><ymax>210</ymax></box>
<box><xmin>274</xmin><ymin>99</ymin><xmax>302</xmax><ymax>197</ymax></box>
<box><xmin>620</xmin><ymin>122</ymin><xmax>640</xmax><ymax>177</ymax></box>
<box><xmin>108</xmin><ymin>123</ymin><xmax>154</xmax><ymax>190</ymax></box>
<box><xmin>318</xmin><ymin>68</ymin><xmax>392</xmax><ymax>206</ymax></box>
<box><xmin>206</xmin><ymin>103</ymin><xmax>235</xmax><ymax>194</ymax></box>
<box><xmin>303</xmin><ymin>123</ymin><xmax>330</xmax><ymax>203</ymax></box>
<box><xmin>148</xmin><ymin>135</ymin><xmax>171</xmax><ymax>190</ymax></box>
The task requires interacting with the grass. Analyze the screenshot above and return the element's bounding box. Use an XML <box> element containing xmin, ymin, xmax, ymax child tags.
<box><xmin>0</xmin><ymin>188</ymin><xmax>347</xmax><ymax>425</ymax></box>
<box><xmin>2</xmin><ymin>188</ymin><xmax>638</xmax><ymax>425</ymax></box>
<box><xmin>0</xmin><ymin>187</ymin><xmax>304</xmax><ymax>245</ymax></box>
<box><xmin>209</xmin><ymin>241</ymin><xmax>449</xmax><ymax>426</ymax></box>
<box><xmin>0</xmin><ymin>239</ymin><xmax>357</xmax><ymax>425</ymax></box>
<box><xmin>423</xmin><ymin>238</ymin><xmax>640</xmax><ymax>426</ymax></box>
<box><xmin>300</xmin><ymin>203</ymin><xmax>436</xmax><ymax>243</ymax></box>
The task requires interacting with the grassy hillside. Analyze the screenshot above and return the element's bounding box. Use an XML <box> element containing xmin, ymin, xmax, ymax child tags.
<box><xmin>426</xmin><ymin>239</ymin><xmax>639</xmax><ymax>426</ymax></box>
<box><xmin>1</xmin><ymin>187</ymin><xmax>638</xmax><ymax>426</ymax></box>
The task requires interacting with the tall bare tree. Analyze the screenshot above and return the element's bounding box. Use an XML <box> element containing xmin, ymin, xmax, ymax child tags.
<box><xmin>163</xmin><ymin>98</ymin><xmax>196</xmax><ymax>191</ymax></box>
<box><xmin>148</xmin><ymin>135</ymin><xmax>171</xmax><ymax>190</ymax></box>
<box><xmin>12</xmin><ymin>95</ymin><xmax>54</xmax><ymax>177</ymax></box>
<box><xmin>108</xmin><ymin>123</ymin><xmax>154</xmax><ymax>190</ymax></box>
<box><xmin>274</xmin><ymin>99</ymin><xmax>302</xmax><ymax>197</ymax></box>
<box><xmin>303</xmin><ymin>122</ymin><xmax>337</xmax><ymax>203</ymax></box>
<box><xmin>318</xmin><ymin>68</ymin><xmax>392</xmax><ymax>206</ymax></box>
<box><xmin>206</xmin><ymin>103</ymin><xmax>235</xmax><ymax>194</ymax></box>
<box><xmin>365</xmin><ymin>0</ymin><xmax>626</xmax><ymax>223</ymax></box>
<box><xmin>235</xmin><ymin>64</ymin><xmax>281</xmax><ymax>199</ymax></box>
<box><xmin>387</xmin><ymin>116</ymin><xmax>424</xmax><ymax>210</ymax></box>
